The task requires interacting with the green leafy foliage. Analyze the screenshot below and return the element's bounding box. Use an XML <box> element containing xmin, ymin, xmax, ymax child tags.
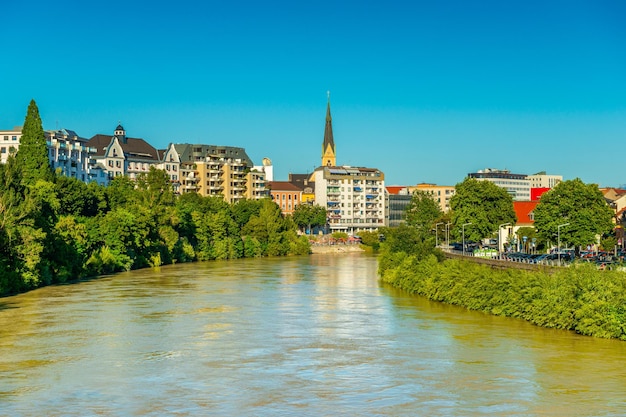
<box><xmin>16</xmin><ymin>100</ymin><xmax>53</xmax><ymax>187</ymax></box>
<box><xmin>449</xmin><ymin>178</ymin><xmax>517</xmax><ymax>242</ymax></box>
<box><xmin>381</xmin><ymin>256</ymin><xmax>626</xmax><ymax>340</ymax></box>
<box><xmin>533</xmin><ymin>178</ymin><xmax>614</xmax><ymax>251</ymax></box>
<box><xmin>292</xmin><ymin>204</ymin><xmax>327</xmax><ymax>234</ymax></box>
<box><xmin>405</xmin><ymin>190</ymin><xmax>443</xmax><ymax>233</ymax></box>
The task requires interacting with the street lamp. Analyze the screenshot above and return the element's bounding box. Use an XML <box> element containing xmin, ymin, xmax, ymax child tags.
<box><xmin>435</xmin><ymin>222</ymin><xmax>443</xmax><ymax>247</ymax></box>
<box><xmin>462</xmin><ymin>222</ymin><xmax>472</xmax><ymax>256</ymax></box>
<box><xmin>498</xmin><ymin>222</ymin><xmax>511</xmax><ymax>257</ymax></box>
<box><xmin>558</xmin><ymin>223</ymin><xmax>570</xmax><ymax>265</ymax></box>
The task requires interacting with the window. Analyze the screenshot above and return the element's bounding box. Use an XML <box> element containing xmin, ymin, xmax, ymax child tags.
<box><xmin>0</xmin><ymin>147</ymin><xmax>5</xmax><ymax>153</ymax></box>
<box><xmin>12</xmin><ymin>136</ymin><xmax>17</xmax><ymax>141</ymax></box>
<box><xmin>3</xmin><ymin>136</ymin><xmax>7</xmax><ymax>140</ymax></box>
<box><xmin>108</xmin><ymin>160</ymin><xmax>113</xmax><ymax>167</ymax></box>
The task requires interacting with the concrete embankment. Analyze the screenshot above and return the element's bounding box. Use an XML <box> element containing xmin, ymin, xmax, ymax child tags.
<box><xmin>310</xmin><ymin>244</ymin><xmax>365</xmax><ymax>254</ymax></box>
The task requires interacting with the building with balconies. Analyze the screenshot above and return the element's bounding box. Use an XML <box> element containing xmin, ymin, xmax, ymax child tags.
<box><xmin>173</xmin><ymin>143</ymin><xmax>267</xmax><ymax>203</ymax></box>
<box><xmin>313</xmin><ymin>165</ymin><xmax>385</xmax><ymax>234</ymax></box>
<box><xmin>46</xmin><ymin>128</ymin><xmax>109</xmax><ymax>186</ymax></box>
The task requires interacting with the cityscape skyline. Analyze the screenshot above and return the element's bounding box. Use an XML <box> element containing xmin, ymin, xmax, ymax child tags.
<box><xmin>2</xmin><ymin>1</ymin><xmax>625</xmax><ymax>187</ymax></box>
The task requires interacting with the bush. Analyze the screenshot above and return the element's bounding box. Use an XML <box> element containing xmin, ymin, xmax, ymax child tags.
<box><xmin>381</xmin><ymin>255</ymin><xmax>626</xmax><ymax>340</ymax></box>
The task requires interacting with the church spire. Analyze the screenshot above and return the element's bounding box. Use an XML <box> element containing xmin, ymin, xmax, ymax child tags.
<box><xmin>322</xmin><ymin>91</ymin><xmax>336</xmax><ymax>167</ymax></box>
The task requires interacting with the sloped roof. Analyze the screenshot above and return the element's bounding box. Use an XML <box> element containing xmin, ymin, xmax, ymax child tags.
<box><xmin>87</xmin><ymin>134</ymin><xmax>159</xmax><ymax>161</ymax></box>
<box><xmin>513</xmin><ymin>201</ymin><xmax>538</xmax><ymax>226</ymax></box>
<box><xmin>269</xmin><ymin>181</ymin><xmax>303</xmax><ymax>192</ymax></box>
<box><xmin>386</xmin><ymin>186</ymin><xmax>408</xmax><ymax>195</ymax></box>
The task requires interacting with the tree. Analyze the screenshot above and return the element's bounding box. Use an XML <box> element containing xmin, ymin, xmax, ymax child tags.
<box><xmin>16</xmin><ymin>100</ymin><xmax>53</xmax><ymax>187</ymax></box>
<box><xmin>405</xmin><ymin>190</ymin><xmax>443</xmax><ymax>233</ymax></box>
<box><xmin>449</xmin><ymin>178</ymin><xmax>517</xmax><ymax>242</ymax></box>
<box><xmin>533</xmin><ymin>178</ymin><xmax>614</xmax><ymax>253</ymax></box>
<box><xmin>292</xmin><ymin>204</ymin><xmax>327</xmax><ymax>234</ymax></box>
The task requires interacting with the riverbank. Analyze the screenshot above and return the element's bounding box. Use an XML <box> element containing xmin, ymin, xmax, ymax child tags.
<box><xmin>379</xmin><ymin>253</ymin><xmax>626</xmax><ymax>340</ymax></box>
<box><xmin>310</xmin><ymin>244</ymin><xmax>365</xmax><ymax>254</ymax></box>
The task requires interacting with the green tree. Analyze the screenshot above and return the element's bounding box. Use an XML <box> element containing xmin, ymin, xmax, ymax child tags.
<box><xmin>449</xmin><ymin>178</ymin><xmax>517</xmax><ymax>242</ymax></box>
<box><xmin>16</xmin><ymin>100</ymin><xmax>53</xmax><ymax>187</ymax></box>
<box><xmin>405</xmin><ymin>190</ymin><xmax>443</xmax><ymax>233</ymax></box>
<box><xmin>533</xmin><ymin>178</ymin><xmax>614</xmax><ymax>252</ymax></box>
<box><xmin>292</xmin><ymin>204</ymin><xmax>327</xmax><ymax>234</ymax></box>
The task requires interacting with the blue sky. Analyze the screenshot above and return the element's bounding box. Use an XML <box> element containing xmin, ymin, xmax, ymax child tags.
<box><xmin>2</xmin><ymin>0</ymin><xmax>625</xmax><ymax>186</ymax></box>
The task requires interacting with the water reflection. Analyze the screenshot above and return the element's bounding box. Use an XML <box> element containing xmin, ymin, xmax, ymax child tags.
<box><xmin>0</xmin><ymin>254</ymin><xmax>625</xmax><ymax>416</ymax></box>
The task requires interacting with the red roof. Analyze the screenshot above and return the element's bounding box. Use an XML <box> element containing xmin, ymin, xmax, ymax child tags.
<box><xmin>268</xmin><ymin>181</ymin><xmax>302</xmax><ymax>192</ymax></box>
<box><xmin>386</xmin><ymin>186</ymin><xmax>407</xmax><ymax>195</ymax></box>
<box><xmin>513</xmin><ymin>201</ymin><xmax>539</xmax><ymax>226</ymax></box>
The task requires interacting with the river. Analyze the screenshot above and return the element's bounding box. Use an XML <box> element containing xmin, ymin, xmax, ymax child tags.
<box><xmin>1</xmin><ymin>253</ymin><xmax>625</xmax><ymax>416</ymax></box>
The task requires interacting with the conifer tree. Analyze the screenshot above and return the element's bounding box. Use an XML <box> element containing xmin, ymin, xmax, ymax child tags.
<box><xmin>17</xmin><ymin>99</ymin><xmax>53</xmax><ymax>186</ymax></box>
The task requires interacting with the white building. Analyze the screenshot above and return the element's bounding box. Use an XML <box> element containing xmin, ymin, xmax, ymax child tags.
<box><xmin>468</xmin><ymin>168</ymin><xmax>531</xmax><ymax>201</ymax></box>
<box><xmin>313</xmin><ymin>165</ymin><xmax>385</xmax><ymax>234</ymax></box>
<box><xmin>0</xmin><ymin>127</ymin><xmax>22</xmax><ymax>164</ymax></box>
<box><xmin>46</xmin><ymin>128</ymin><xmax>108</xmax><ymax>185</ymax></box>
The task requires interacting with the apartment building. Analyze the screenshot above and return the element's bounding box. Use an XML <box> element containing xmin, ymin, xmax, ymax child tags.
<box><xmin>313</xmin><ymin>165</ymin><xmax>385</xmax><ymax>234</ymax></box>
<box><xmin>46</xmin><ymin>128</ymin><xmax>108</xmax><ymax>185</ymax></box>
<box><xmin>174</xmin><ymin>143</ymin><xmax>268</xmax><ymax>203</ymax></box>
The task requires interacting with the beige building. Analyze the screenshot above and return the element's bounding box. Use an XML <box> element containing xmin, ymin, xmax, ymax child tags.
<box><xmin>175</xmin><ymin>143</ymin><xmax>268</xmax><ymax>203</ymax></box>
<box><xmin>527</xmin><ymin>171</ymin><xmax>562</xmax><ymax>189</ymax></box>
<box><xmin>407</xmin><ymin>183</ymin><xmax>456</xmax><ymax>212</ymax></box>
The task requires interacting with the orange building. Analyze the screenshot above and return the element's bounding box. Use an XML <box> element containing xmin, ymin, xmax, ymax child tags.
<box><xmin>269</xmin><ymin>181</ymin><xmax>303</xmax><ymax>215</ymax></box>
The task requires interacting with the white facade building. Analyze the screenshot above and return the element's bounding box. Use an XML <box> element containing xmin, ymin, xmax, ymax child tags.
<box><xmin>46</xmin><ymin>128</ymin><xmax>109</xmax><ymax>185</ymax></box>
<box><xmin>0</xmin><ymin>127</ymin><xmax>22</xmax><ymax>164</ymax></box>
<box><xmin>468</xmin><ymin>168</ymin><xmax>531</xmax><ymax>201</ymax></box>
<box><xmin>313</xmin><ymin>165</ymin><xmax>385</xmax><ymax>234</ymax></box>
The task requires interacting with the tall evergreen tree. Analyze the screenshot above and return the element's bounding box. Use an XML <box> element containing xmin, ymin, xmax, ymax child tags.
<box><xmin>16</xmin><ymin>99</ymin><xmax>53</xmax><ymax>186</ymax></box>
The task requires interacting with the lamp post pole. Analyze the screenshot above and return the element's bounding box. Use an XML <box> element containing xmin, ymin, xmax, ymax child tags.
<box><xmin>498</xmin><ymin>222</ymin><xmax>511</xmax><ymax>258</ymax></box>
<box><xmin>462</xmin><ymin>222</ymin><xmax>472</xmax><ymax>256</ymax></box>
<box><xmin>558</xmin><ymin>223</ymin><xmax>570</xmax><ymax>266</ymax></box>
<box><xmin>435</xmin><ymin>222</ymin><xmax>443</xmax><ymax>247</ymax></box>
<box><xmin>446</xmin><ymin>222</ymin><xmax>451</xmax><ymax>248</ymax></box>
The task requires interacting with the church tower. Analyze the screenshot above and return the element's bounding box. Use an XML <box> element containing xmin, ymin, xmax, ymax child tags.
<box><xmin>321</xmin><ymin>92</ymin><xmax>336</xmax><ymax>167</ymax></box>
<box><xmin>114</xmin><ymin>123</ymin><xmax>127</xmax><ymax>144</ymax></box>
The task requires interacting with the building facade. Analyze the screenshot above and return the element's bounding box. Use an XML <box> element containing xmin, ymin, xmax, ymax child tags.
<box><xmin>386</xmin><ymin>186</ymin><xmax>412</xmax><ymax>227</ymax></box>
<box><xmin>46</xmin><ymin>128</ymin><xmax>108</xmax><ymax>185</ymax></box>
<box><xmin>407</xmin><ymin>183</ymin><xmax>456</xmax><ymax>212</ymax></box>
<box><xmin>174</xmin><ymin>143</ymin><xmax>267</xmax><ymax>203</ymax></box>
<box><xmin>527</xmin><ymin>171</ymin><xmax>562</xmax><ymax>189</ymax></box>
<box><xmin>269</xmin><ymin>181</ymin><xmax>302</xmax><ymax>215</ymax></box>
<box><xmin>0</xmin><ymin>127</ymin><xmax>21</xmax><ymax>163</ymax></box>
<box><xmin>313</xmin><ymin>166</ymin><xmax>385</xmax><ymax>233</ymax></box>
<box><xmin>86</xmin><ymin>124</ymin><xmax>161</xmax><ymax>181</ymax></box>
<box><xmin>468</xmin><ymin>168</ymin><xmax>531</xmax><ymax>201</ymax></box>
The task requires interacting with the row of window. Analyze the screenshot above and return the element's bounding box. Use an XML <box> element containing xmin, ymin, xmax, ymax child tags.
<box><xmin>2</xmin><ymin>136</ymin><xmax>18</xmax><ymax>141</ymax></box>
